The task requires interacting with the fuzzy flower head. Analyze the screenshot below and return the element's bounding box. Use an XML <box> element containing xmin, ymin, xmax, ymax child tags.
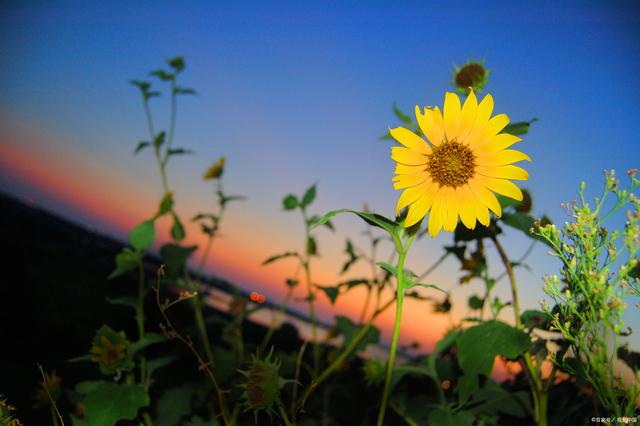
<box><xmin>32</xmin><ymin>370</ymin><xmax>61</xmax><ymax>410</ymax></box>
<box><xmin>390</xmin><ymin>89</ymin><xmax>530</xmax><ymax>236</ymax></box>
<box><xmin>238</xmin><ymin>351</ymin><xmax>285</xmax><ymax>420</ymax></box>
<box><xmin>203</xmin><ymin>156</ymin><xmax>225</xmax><ymax>180</ymax></box>
<box><xmin>89</xmin><ymin>325</ymin><xmax>131</xmax><ymax>375</ymax></box>
<box><xmin>453</xmin><ymin>61</ymin><xmax>489</xmax><ymax>95</ymax></box>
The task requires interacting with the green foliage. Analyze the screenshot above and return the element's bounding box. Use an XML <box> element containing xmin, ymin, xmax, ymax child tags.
<box><xmin>335</xmin><ymin>316</ymin><xmax>380</xmax><ymax>352</ymax></box>
<box><xmin>160</xmin><ymin>243</ymin><xmax>197</xmax><ymax>277</ymax></box>
<box><xmin>456</xmin><ymin>320</ymin><xmax>531</xmax><ymax>377</ymax></box>
<box><xmin>80</xmin><ymin>382</ymin><xmax>149</xmax><ymax>426</ymax></box>
<box><xmin>170</xmin><ymin>212</ymin><xmax>186</xmax><ymax>242</ymax></box>
<box><xmin>262</xmin><ymin>251</ymin><xmax>299</xmax><ymax>265</ymax></box>
<box><xmin>282</xmin><ymin>194</ymin><xmax>299</xmax><ymax>210</ymax></box>
<box><xmin>129</xmin><ymin>219</ymin><xmax>156</xmax><ymax>251</ymax></box>
<box><xmin>108</xmin><ymin>247</ymin><xmax>141</xmax><ymax>279</ymax></box>
<box><xmin>427</xmin><ymin>406</ymin><xmax>474</xmax><ymax>426</ymax></box>
<box><xmin>155</xmin><ymin>386</ymin><xmax>193</xmax><ymax>426</ymax></box>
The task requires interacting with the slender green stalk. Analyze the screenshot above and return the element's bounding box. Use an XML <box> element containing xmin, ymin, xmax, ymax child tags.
<box><xmin>301</xmin><ymin>209</ymin><xmax>320</xmax><ymax>376</ymax></box>
<box><xmin>136</xmin><ymin>260</ymin><xmax>147</xmax><ymax>382</ymax></box>
<box><xmin>260</xmin><ymin>285</ymin><xmax>294</xmax><ymax>352</ymax></box>
<box><xmin>376</xmin><ymin>233</ymin><xmax>415</xmax><ymax>426</ymax></box>
<box><xmin>277</xmin><ymin>400</ymin><xmax>293</xmax><ymax>426</ymax></box>
<box><xmin>491</xmin><ymin>235</ymin><xmax>546</xmax><ymax>426</ymax></box>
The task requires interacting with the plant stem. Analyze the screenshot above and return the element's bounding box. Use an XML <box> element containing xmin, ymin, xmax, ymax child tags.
<box><xmin>491</xmin><ymin>235</ymin><xmax>546</xmax><ymax>426</ymax></box>
<box><xmin>277</xmin><ymin>400</ymin><xmax>293</xmax><ymax>426</ymax></box>
<box><xmin>137</xmin><ymin>260</ymin><xmax>147</xmax><ymax>382</ymax></box>
<box><xmin>260</xmin><ymin>285</ymin><xmax>294</xmax><ymax>352</ymax></box>
<box><xmin>377</xmin><ymin>233</ymin><xmax>415</xmax><ymax>426</ymax></box>
<box><xmin>301</xmin><ymin>209</ymin><xmax>320</xmax><ymax>376</ymax></box>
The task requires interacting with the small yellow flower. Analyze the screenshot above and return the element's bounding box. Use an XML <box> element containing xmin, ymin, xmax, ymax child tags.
<box><xmin>32</xmin><ymin>370</ymin><xmax>61</xmax><ymax>410</ymax></box>
<box><xmin>390</xmin><ymin>89</ymin><xmax>530</xmax><ymax>236</ymax></box>
<box><xmin>203</xmin><ymin>156</ymin><xmax>225</xmax><ymax>180</ymax></box>
<box><xmin>90</xmin><ymin>334</ymin><xmax>128</xmax><ymax>375</ymax></box>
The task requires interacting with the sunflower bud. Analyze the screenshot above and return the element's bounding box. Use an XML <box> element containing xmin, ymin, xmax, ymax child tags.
<box><xmin>203</xmin><ymin>156</ymin><xmax>225</xmax><ymax>180</ymax></box>
<box><xmin>453</xmin><ymin>61</ymin><xmax>489</xmax><ymax>95</ymax></box>
<box><xmin>239</xmin><ymin>351</ymin><xmax>285</xmax><ymax>419</ymax></box>
<box><xmin>362</xmin><ymin>358</ymin><xmax>385</xmax><ymax>387</ymax></box>
<box><xmin>89</xmin><ymin>325</ymin><xmax>131</xmax><ymax>375</ymax></box>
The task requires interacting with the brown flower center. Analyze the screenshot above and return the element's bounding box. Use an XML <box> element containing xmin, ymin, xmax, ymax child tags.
<box><xmin>455</xmin><ymin>63</ymin><xmax>486</xmax><ymax>88</ymax></box>
<box><xmin>427</xmin><ymin>141</ymin><xmax>476</xmax><ymax>188</ymax></box>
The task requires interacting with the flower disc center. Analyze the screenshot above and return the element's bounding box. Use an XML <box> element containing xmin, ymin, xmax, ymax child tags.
<box><xmin>427</xmin><ymin>141</ymin><xmax>476</xmax><ymax>188</ymax></box>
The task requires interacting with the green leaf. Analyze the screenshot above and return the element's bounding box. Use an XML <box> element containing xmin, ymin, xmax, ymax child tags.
<box><xmin>134</xmin><ymin>141</ymin><xmax>150</xmax><ymax>155</ymax></box>
<box><xmin>130</xmin><ymin>80</ymin><xmax>151</xmax><ymax>93</ymax></box>
<box><xmin>376</xmin><ymin>261</ymin><xmax>396</xmax><ymax>276</ymax></box>
<box><xmin>282</xmin><ymin>194</ymin><xmax>299</xmax><ymax>210</ymax></box>
<box><xmin>75</xmin><ymin>380</ymin><xmax>104</xmax><ymax>395</ymax></box>
<box><xmin>155</xmin><ymin>386</ymin><xmax>193</xmax><ymax>426</ymax></box>
<box><xmin>468</xmin><ymin>381</ymin><xmax>529</xmax><ymax>417</ymax></box>
<box><xmin>171</xmin><ymin>212</ymin><xmax>186</xmax><ymax>242</ymax></box>
<box><xmin>69</xmin><ymin>354</ymin><xmax>93</xmax><ymax>363</ymax></box>
<box><xmin>468</xmin><ymin>294</ymin><xmax>484</xmax><ymax>310</ymax></box>
<box><xmin>335</xmin><ymin>316</ymin><xmax>380</xmax><ymax>353</ymax></box>
<box><xmin>521</xmin><ymin>310</ymin><xmax>551</xmax><ymax>330</ymax></box>
<box><xmin>108</xmin><ymin>248</ymin><xmax>140</xmax><ymax>279</ymax></box>
<box><xmin>496</xmin><ymin>194</ymin><xmax>520</xmax><ymax>210</ymax></box>
<box><xmin>379</xmin><ymin>131</ymin><xmax>394</xmax><ymax>140</ymax></box>
<box><xmin>501</xmin><ymin>212</ymin><xmax>554</xmax><ymax>247</ymax></box>
<box><xmin>310</xmin><ymin>209</ymin><xmax>398</xmax><ymax>238</ymax></box>
<box><xmin>167</xmin><ymin>148</ymin><xmax>193</xmax><ymax>156</ymax></box>
<box><xmin>432</xmin><ymin>330</ymin><xmax>460</xmax><ymax>357</ymax></box>
<box><xmin>160</xmin><ymin>244</ymin><xmax>197</xmax><ymax>277</ymax></box>
<box><xmin>147</xmin><ymin>355</ymin><xmax>176</xmax><ymax>377</ymax></box>
<box><xmin>128</xmin><ymin>333</ymin><xmax>166</xmax><ymax>357</ymax></box>
<box><xmin>262</xmin><ymin>251</ymin><xmax>300</xmax><ymax>265</ymax></box>
<box><xmin>129</xmin><ymin>219</ymin><xmax>156</xmax><ymax>251</ymax></box>
<box><xmin>393</xmin><ymin>101</ymin><xmax>413</xmax><ymax>125</ymax></box>
<box><xmin>174</xmin><ymin>86</ymin><xmax>197</xmax><ymax>95</ymax></box>
<box><xmin>156</xmin><ymin>193</ymin><xmax>174</xmax><ymax>217</ymax></box>
<box><xmin>456</xmin><ymin>320</ymin><xmax>531</xmax><ymax>376</ymax></box>
<box><xmin>406</xmin><ymin>281</ymin><xmax>446</xmax><ymax>293</ymax></box>
<box><xmin>502</xmin><ymin>118</ymin><xmax>538</xmax><ymax>136</ymax></box>
<box><xmin>300</xmin><ymin>184</ymin><xmax>316</xmax><ymax>208</ymax></box>
<box><xmin>153</xmin><ymin>131</ymin><xmax>166</xmax><ymax>148</ymax></box>
<box><xmin>82</xmin><ymin>382</ymin><xmax>149</xmax><ymax>426</ymax></box>
<box><xmin>150</xmin><ymin>69</ymin><xmax>174</xmax><ymax>81</ymax></box>
<box><xmin>457</xmin><ymin>374</ymin><xmax>479</xmax><ymax>406</ymax></box>
<box><xmin>318</xmin><ymin>286</ymin><xmax>340</xmax><ymax>304</ymax></box>
<box><xmin>342</xmin><ymin>279</ymin><xmax>369</xmax><ymax>289</ymax></box>
<box><xmin>106</xmin><ymin>296</ymin><xmax>137</xmax><ymax>310</ymax></box>
<box><xmin>427</xmin><ymin>406</ymin><xmax>474</xmax><ymax>426</ymax></box>
<box><xmin>167</xmin><ymin>56</ymin><xmax>185</xmax><ymax>72</ymax></box>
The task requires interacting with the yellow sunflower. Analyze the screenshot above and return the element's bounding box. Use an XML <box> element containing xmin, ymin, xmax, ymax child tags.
<box><xmin>390</xmin><ymin>89</ymin><xmax>530</xmax><ymax>236</ymax></box>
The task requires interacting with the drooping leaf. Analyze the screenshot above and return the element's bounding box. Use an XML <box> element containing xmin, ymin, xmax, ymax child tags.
<box><xmin>282</xmin><ymin>194</ymin><xmax>299</xmax><ymax>210</ymax></box>
<box><xmin>171</xmin><ymin>212</ymin><xmax>186</xmax><ymax>242</ymax></box>
<box><xmin>167</xmin><ymin>148</ymin><xmax>193</xmax><ymax>156</ymax></box>
<box><xmin>310</xmin><ymin>209</ymin><xmax>398</xmax><ymax>238</ymax></box>
<box><xmin>157</xmin><ymin>193</ymin><xmax>174</xmax><ymax>217</ymax></box>
<box><xmin>392</xmin><ymin>101</ymin><xmax>413</xmax><ymax>125</ymax></box>
<box><xmin>150</xmin><ymin>69</ymin><xmax>174</xmax><ymax>81</ymax></box>
<box><xmin>134</xmin><ymin>141</ymin><xmax>150</xmax><ymax>155</ymax></box>
<box><xmin>318</xmin><ymin>286</ymin><xmax>340</xmax><ymax>305</ymax></box>
<box><xmin>160</xmin><ymin>244</ymin><xmax>197</xmax><ymax>277</ymax></box>
<box><xmin>153</xmin><ymin>131</ymin><xmax>166</xmax><ymax>148</ymax></box>
<box><xmin>457</xmin><ymin>374</ymin><xmax>479</xmax><ymax>406</ymax></box>
<box><xmin>130</xmin><ymin>80</ymin><xmax>151</xmax><ymax>93</ymax></box>
<box><xmin>300</xmin><ymin>184</ymin><xmax>316</xmax><ymax>208</ymax></box>
<box><xmin>502</xmin><ymin>118</ymin><xmax>538</xmax><ymax>136</ymax></box>
<box><xmin>108</xmin><ymin>248</ymin><xmax>140</xmax><ymax>279</ymax></box>
<box><xmin>106</xmin><ymin>296</ymin><xmax>137</xmax><ymax>310</ymax></box>
<box><xmin>376</xmin><ymin>261</ymin><xmax>396</xmax><ymax>277</ymax></box>
<box><xmin>262</xmin><ymin>251</ymin><xmax>299</xmax><ymax>265</ymax></box>
<box><xmin>129</xmin><ymin>219</ymin><xmax>156</xmax><ymax>251</ymax></box>
<box><xmin>82</xmin><ymin>382</ymin><xmax>149</xmax><ymax>426</ymax></box>
<box><xmin>456</xmin><ymin>320</ymin><xmax>531</xmax><ymax>377</ymax></box>
<box><xmin>306</xmin><ymin>236</ymin><xmax>317</xmax><ymax>256</ymax></box>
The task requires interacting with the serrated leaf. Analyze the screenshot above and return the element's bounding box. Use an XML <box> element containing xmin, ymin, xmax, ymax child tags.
<box><xmin>171</xmin><ymin>212</ymin><xmax>186</xmax><ymax>242</ymax></box>
<box><xmin>301</xmin><ymin>184</ymin><xmax>316</xmax><ymax>208</ymax></box>
<box><xmin>456</xmin><ymin>320</ymin><xmax>531</xmax><ymax>376</ymax></box>
<box><xmin>318</xmin><ymin>286</ymin><xmax>340</xmax><ymax>304</ymax></box>
<box><xmin>262</xmin><ymin>251</ymin><xmax>299</xmax><ymax>265</ymax></box>
<box><xmin>134</xmin><ymin>141</ymin><xmax>150</xmax><ymax>155</ymax></box>
<box><xmin>282</xmin><ymin>194</ymin><xmax>298</xmax><ymax>210</ymax></box>
<box><xmin>108</xmin><ymin>248</ymin><xmax>140</xmax><ymax>279</ymax></box>
<box><xmin>129</xmin><ymin>219</ymin><xmax>156</xmax><ymax>251</ymax></box>
<box><xmin>82</xmin><ymin>382</ymin><xmax>149</xmax><ymax>426</ymax></box>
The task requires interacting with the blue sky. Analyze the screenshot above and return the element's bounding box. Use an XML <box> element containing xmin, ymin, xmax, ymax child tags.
<box><xmin>1</xmin><ymin>0</ymin><xmax>639</xmax><ymax>348</ymax></box>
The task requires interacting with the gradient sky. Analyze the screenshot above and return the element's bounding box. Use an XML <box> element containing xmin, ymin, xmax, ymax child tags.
<box><xmin>2</xmin><ymin>1</ymin><xmax>640</xmax><ymax>352</ymax></box>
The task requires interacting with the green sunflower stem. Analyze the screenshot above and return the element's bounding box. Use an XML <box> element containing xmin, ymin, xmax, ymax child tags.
<box><xmin>302</xmin><ymin>209</ymin><xmax>320</xmax><ymax>377</ymax></box>
<box><xmin>377</xmin><ymin>233</ymin><xmax>415</xmax><ymax>426</ymax></box>
<box><xmin>136</xmin><ymin>260</ymin><xmax>147</xmax><ymax>383</ymax></box>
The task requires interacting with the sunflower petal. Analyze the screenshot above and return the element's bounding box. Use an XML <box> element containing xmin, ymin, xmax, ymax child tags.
<box><xmin>458</xmin><ymin>186</ymin><xmax>476</xmax><ymax>229</ymax></box>
<box><xmin>468</xmin><ymin>178</ymin><xmax>502</xmax><ymax>217</ymax></box>
<box><xmin>395</xmin><ymin>163</ymin><xmax>425</xmax><ymax>174</ymax></box>
<box><xmin>395</xmin><ymin>180</ymin><xmax>434</xmax><ymax>214</ymax></box>
<box><xmin>391</xmin><ymin>146</ymin><xmax>427</xmax><ymax>166</ymax></box>
<box><xmin>477</xmin><ymin>133</ymin><xmax>522</xmax><ymax>152</ymax></box>
<box><xmin>428</xmin><ymin>191</ymin><xmax>445</xmax><ymax>237</ymax></box>
<box><xmin>483</xmin><ymin>113</ymin><xmax>510</xmax><ymax>137</ymax></box>
<box><xmin>393</xmin><ymin>171</ymin><xmax>428</xmax><ymax>189</ymax></box>
<box><xmin>476</xmin><ymin>175</ymin><xmax>524</xmax><ymax>201</ymax></box>
<box><xmin>457</xmin><ymin>89</ymin><xmax>478</xmax><ymax>143</ymax></box>
<box><xmin>471</xmin><ymin>193</ymin><xmax>491</xmax><ymax>226</ymax></box>
<box><xmin>443</xmin><ymin>187</ymin><xmax>459</xmax><ymax>232</ymax></box>
<box><xmin>476</xmin><ymin>149</ymin><xmax>532</xmax><ymax>166</ymax></box>
<box><xmin>389</xmin><ymin>127</ymin><xmax>431</xmax><ymax>155</ymax></box>
<box><xmin>476</xmin><ymin>165</ymin><xmax>529</xmax><ymax>180</ymax></box>
<box><xmin>405</xmin><ymin>185</ymin><xmax>438</xmax><ymax>227</ymax></box>
<box><xmin>443</xmin><ymin>92</ymin><xmax>462</xmax><ymax>141</ymax></box>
